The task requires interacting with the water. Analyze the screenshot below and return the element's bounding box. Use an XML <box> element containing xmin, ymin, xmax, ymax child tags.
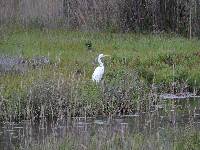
<box><xmin>0</xmin><ymin>55</ymin><xmax>50</xmax><ymax>74</ymax></box>
<box><xmin>0</xmin><ymin>98</ymin><xmax>200</xmax><ymax>149</ymax></box>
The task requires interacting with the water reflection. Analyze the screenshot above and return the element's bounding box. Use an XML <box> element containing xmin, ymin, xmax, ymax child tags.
<box><xmin>0</xmin><ymin>98</ymin><xmax>200</xmax><ymax>149</ymax></box>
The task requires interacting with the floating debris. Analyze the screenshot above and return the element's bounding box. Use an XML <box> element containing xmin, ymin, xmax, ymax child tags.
<box><xmin>160</xmin><ymin>92</ymin><xmax>200</xmax><ymax>100</ymax></box>
<box><xmin>94</xmin><ymin>120</ymin><xmax>107</xmax><ymax>125</ymax></box>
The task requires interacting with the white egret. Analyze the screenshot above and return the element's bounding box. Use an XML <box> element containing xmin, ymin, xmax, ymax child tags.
<box><xmin>92</xmin><ymin>54</ymin><xmax>110</xmax><ymax>83</ymax></box>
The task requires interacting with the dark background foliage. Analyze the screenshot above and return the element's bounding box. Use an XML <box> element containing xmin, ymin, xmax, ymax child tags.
<box><xmin>0</xmin><ymin>0</ymin><xmax>199</xmax><ymax>37</ymax></box>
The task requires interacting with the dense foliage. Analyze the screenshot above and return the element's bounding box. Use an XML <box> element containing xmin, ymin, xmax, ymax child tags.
<box><xmin>1</xmin><ymin>0</ymin><xmax>200</xmax><ymax>37</ymax></box>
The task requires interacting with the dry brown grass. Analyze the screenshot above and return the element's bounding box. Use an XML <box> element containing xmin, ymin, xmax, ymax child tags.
<box><xmin>1</xmin><ymin>0</ymin><xmax>200</xmax><ymax>37</ymax></box>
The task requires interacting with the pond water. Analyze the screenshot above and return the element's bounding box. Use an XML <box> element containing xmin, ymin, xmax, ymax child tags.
<box><xmin>0</xmin><ymin>98</ymin><xmax>200</xmax><ymax>149</ymax></box>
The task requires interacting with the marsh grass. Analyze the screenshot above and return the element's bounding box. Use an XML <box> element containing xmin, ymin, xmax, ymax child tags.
<box><xmin>0</xmin><ymin>26</ymin><xmax>200</xmax><ymax>121</ymax></box>
<box><xmin>1</xmin><ymin>26</ymin><xmax>200</xmax><ymax>150</ymax></box>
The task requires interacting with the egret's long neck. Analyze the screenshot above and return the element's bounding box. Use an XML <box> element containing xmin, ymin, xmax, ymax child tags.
<box><xmin>98</xmin><ymin>57</ymin><xmax>104</xmax><ymax>67</ymax></box>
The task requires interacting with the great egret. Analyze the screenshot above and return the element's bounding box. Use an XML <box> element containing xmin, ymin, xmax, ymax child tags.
<box><xmin>92</xmin><ymin>54</ymin><xmax>110</xmax><ymax>83</ymax></box>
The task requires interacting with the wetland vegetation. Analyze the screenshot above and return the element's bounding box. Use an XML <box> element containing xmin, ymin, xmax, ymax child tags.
<box><xmin>0</xmin><ymin>25</ymin><xmax>200</xmax><ymax>149</ymax></box>
<box><xmin>1</xmin><ymin>0</ymin><xmax>200</xmax><ymax>149</ymax></box>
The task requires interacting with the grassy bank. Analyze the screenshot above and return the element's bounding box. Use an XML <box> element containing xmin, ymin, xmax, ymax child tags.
<box><xmin>0</xmin><ymin>26</ymin><xmax>200</xmax><ymax>120</ymax></box>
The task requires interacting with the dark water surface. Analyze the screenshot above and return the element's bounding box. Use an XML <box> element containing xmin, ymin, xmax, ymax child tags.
<box><xmin>0</xmin><ymin>98</ymin><xmax>200</xmax><ymax>149</ymax></box>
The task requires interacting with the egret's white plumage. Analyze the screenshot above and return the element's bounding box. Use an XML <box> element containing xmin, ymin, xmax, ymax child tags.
<box><xmin>92</xmin><ymin>54</ymin><xmax>109</xmax><ymax>83</ymax></box>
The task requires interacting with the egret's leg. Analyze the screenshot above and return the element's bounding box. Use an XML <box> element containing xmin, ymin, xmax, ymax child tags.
<box><xmin>100</xmin><ymin>79</ymin><xmax>106</xmax><ymax>94</ymax></box>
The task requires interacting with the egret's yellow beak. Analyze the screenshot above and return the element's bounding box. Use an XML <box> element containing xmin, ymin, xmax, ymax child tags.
<box><xmin>104</xmin><ymin>55</ymin><xmax>111</xmax><ymax>57</ymax></box>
